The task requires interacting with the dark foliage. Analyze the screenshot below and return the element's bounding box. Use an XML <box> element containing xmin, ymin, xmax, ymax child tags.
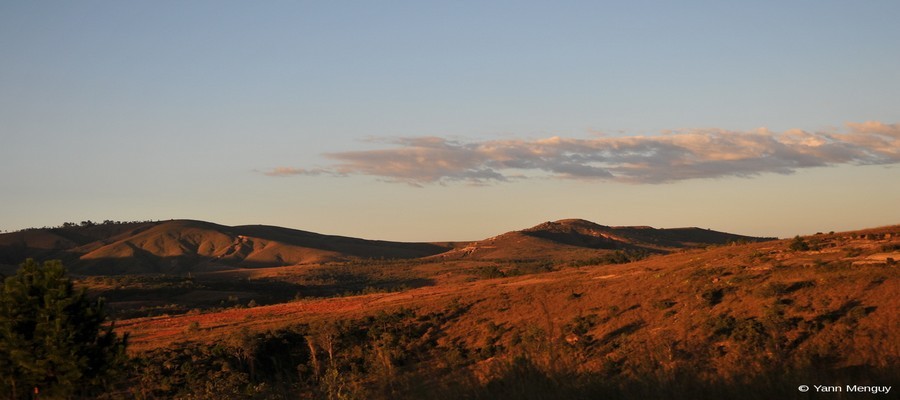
<box><xmin>0</xmin><ymin>259</ymin><xmax>128</xmax><ymax>398</ymax></box>
<box><xmin>789</xmin><ymin>236</ymin><xmax>810</xmax><ymax>252</ymax></box>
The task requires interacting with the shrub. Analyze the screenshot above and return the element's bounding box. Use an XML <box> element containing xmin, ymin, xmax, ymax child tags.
<box><xmin>758</xmin><ymin>282</ymin><xmax>789</xmax><ymax>297</ymax></box>
<box><xmin>707</xmin><ymin>314</ymin><xmax>737</xmax><ymax>336</ymax></box>
<box><xmin>881</xmin><ymin>243</ymin><xmax>900</xmax><ymax>252</ymax></box>
<box><xmin>789</xmin><ymin>236</ymin><xmax>810</xmax><ymax>251</ymax></box>
<box><xmin>653</xmin><ymin>299</ymin><xmax>677</xmax><ymax>310</ymax></box>
<box><xmin>845</xmin><ymin>247</ymin><xmax>864</xmax><ymax>257</ymax></box>
<box><xmin>731</xmin><ymin>319</ymin><xmax>768</xmax><ymax>350</ymax></box>
<box><xmin>700</xmin><ymin>288</ymin><xmax>725</xmax><ymax>306</ymax></box>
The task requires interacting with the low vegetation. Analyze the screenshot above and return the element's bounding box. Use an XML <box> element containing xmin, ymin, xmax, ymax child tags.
<box><xmin>1</xmin><ymin>223</ymin><xmax>898</xmax><ymax>398</ymax></box>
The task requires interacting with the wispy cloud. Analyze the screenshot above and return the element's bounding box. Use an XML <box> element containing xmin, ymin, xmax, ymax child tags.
<box><xmin>263</xmin><ymin>121</ymin><xmax>900</xmax><ymax>185</ymax></box>
<box><xmin>262</xmin><ymin>167</ymin><xmax>344</xmax><ymax>178</ymax></box>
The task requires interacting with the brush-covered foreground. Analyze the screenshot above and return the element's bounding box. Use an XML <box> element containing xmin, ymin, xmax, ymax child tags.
<box><xmin>101</xmin><ymin>226</ymin><xmax>899</xmax><ymax>399</ymax></box>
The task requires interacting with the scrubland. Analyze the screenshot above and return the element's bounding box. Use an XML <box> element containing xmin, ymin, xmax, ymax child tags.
<box><xmin>101</xmin><ymin>226</ymin><xmax>899</xmax><ymax>399</ymax></box>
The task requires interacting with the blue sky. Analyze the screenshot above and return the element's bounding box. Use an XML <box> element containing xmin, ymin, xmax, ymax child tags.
<box><xmin>1</xmin><ymin>1</ymin><xmax>898</xmax><ymax>240</ymax></box>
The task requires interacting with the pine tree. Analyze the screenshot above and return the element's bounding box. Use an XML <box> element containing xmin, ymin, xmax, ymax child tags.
<box><xmin>0</xmin><ymin>259</ymin><xmax>127</xmax><ymax>398</ymax></box>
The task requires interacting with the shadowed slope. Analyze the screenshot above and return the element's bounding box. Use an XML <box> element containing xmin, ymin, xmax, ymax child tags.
<box><xmin>433</xmin><ymin>219</ymin><xmax>770</xmax><ymax>261</ymax></box>
<box><xmin>0</xmin><ymin>220</ymin><xmax>453</xmax><ymax>275</ymax></box>
<box><xmin>0</xmin><ymin>222</ymin><xmax>157</xmax><ymax>272</ymax></box>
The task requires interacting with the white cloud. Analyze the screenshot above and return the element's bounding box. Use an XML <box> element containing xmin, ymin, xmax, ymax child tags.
<box><xmin>263</xmin><ymin>121</ymin><xmax>900</xmax><ymax>185</ymax></box>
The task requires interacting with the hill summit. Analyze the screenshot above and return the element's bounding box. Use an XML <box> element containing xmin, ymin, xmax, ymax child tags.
<box><xmin>431</xmin><ymin>219</ymin><xmax>770</xmax><ymax>261</ymax></box>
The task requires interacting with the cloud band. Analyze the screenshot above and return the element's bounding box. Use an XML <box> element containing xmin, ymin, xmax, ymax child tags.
<box><xmin>264</xmin><ymin>121</ymin><xmax>900</xmax><ymax>185</ymax></box>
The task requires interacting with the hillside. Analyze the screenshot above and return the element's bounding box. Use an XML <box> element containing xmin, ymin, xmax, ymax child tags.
<box><xmin>0</xmin><ymin>220</ymin><xmax>452</xmax><ymax>275</ymax></box>
<box><xmin>0</xmin><ymin>218</ymin><xmax>768</xmax><ymax>276</ymax></box>
<box><xmin>110</xmin><ymin>224</ymin><xmax>899</xmax><ymax>399</ymax></box>
<box><xmin>432</xmin><ymin>218</ymin><xmax>770</xmax><ymax>261</ymax></box>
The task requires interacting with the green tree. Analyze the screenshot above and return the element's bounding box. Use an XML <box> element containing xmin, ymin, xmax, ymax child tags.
<box><xmin>0</xmin><ymin>259</ymin><xmax>127</xmax><ymax>398</ymax></box>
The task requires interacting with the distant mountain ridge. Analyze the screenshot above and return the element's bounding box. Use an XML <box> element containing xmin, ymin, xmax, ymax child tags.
<box><xmin>525</xmin><ymin>219</ymin><xmax>766</xmax><ymax>248</ymax></box>
<box><xmin>0</xmin><ymin>220</ymin><xmax>451</xmax><ymax>274</ymax></box>
<box><xmin>0</xmin><ymin>218</ymin><xmax>772</xmax><ymax>274</ymax></box>
<box><xmin>432</xmin><ymin>218</ymin><xmax>771</xmax><ymax>261</ymax></box>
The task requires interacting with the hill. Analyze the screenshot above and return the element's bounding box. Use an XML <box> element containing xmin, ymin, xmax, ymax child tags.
<box><xmin>0</xmin><ymin>218</ymin><xmax>769</xmax><ymax>275</ymax></box>
<box><xmin>112</xmin><ymin>224</ymin><xmax>899</xmax><ymax>399</ymax></box>
<box><xmin>432</xmin><ymin>218</ymin><xmax>770</xmax><ymax>261</ymax></box>
<box><xmin>3</xmin><ymin>220</ymin><xmax>896</xmax><ymax>398</ymax></box>
<box><xmin>0</xmin><ymin>220</ymin><xmax>451</xmax><ymax>275</ymax></box>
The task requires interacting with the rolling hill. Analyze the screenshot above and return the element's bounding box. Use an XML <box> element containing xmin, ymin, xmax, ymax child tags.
<box><xmin>1</xmin><ymin>219</ymin><xmax>897</xmax><ymax>398</ymax></box>
<box><xmin>0</xmin><ymin>218</ymin><xmax>770</xmax><ymax>275</ymax></box>
<box><xmin>0</xmin><ymin>220</ymin><xmax>452</xmax><ymax>275</ymax></box>
<box><xmin>111</xmin><ymin>223</ymin><xmax>899</xmax><ymax>399</ymax></box>
<box><xmin>431</xmin><ymin>218</ymin><xmax>770</xmax><ymax>261</ymax></box>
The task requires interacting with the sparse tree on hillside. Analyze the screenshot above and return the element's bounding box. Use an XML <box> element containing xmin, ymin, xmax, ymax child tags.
<box><xmin>0</xmin><ymin>259</ymin><xmax>128</xmax><ymax>398</ymax></box>
<box><xmin>789</xmin><ymin>235</ymin><xmax>810</xmax><ymax>251</ymax></box>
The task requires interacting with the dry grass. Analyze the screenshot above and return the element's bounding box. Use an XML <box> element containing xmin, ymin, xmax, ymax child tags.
<box><xmin>6</xmin><ymin>221</ymin><xmax>898</xmax><ymax>397</ymax></box>
<box><xmin>119</xmin><ymin>226</ymin><xmax>900</xmax><ymax>380</ymax></box>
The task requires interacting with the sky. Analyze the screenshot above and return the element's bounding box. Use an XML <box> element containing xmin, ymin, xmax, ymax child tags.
<box><xmin>1</xmin><ymin>1</ymin><xmax>899</xmax><ymax>241</ymax></box>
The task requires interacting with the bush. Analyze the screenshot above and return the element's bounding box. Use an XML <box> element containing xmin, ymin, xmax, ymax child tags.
<box><xmin>700</xmin><ymin>288</ymin><xmax>725</xmax><ymax>306</ymax></box>
<box><xmin>789</xmin><ymin>236</ymin><xmax>810</xmax><ymax>252</ymax></box>
<box><xmin>758</xmin><ymin>282</ymin><xmax>789</xmax><ymax>298</ymax></box>
<box><xmin>845</xmin><ymin>247</ymin><xmax>864</xmax><ymax>257</ymax></box>
<box><xmin>707</xmin><ymin>314</ymin><xmax>737</xmax><ymax>336</ymax></box>
<box><xmin>652</xmin><ymin>299</ymin><xmax>677</xmax><ymax>310</ymax></box>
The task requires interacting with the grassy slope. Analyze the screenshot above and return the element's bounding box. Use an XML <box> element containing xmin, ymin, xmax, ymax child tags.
<box><xmin>118</xmin><ymin>226</ymin><xmax>899</xmax><ymax>385</ymax></box>
<box><xmin>1</xmin><ymin>218</ymin><xmax>766</xmax><ymax>275</ymax></box>
<box><xmin>0</xmin><ymin>220</ymin><xmax>453</xmax><ymax>274</ymax></box>
<box><xmin>6</xmin><ymin>222</ymin><xmax>897</xmax><ymax>397</ymax></box>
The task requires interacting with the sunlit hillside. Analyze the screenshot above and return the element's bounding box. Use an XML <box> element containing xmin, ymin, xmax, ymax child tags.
<box><xmin>40</xmin><ymin>222</ymin><xmax>895</xmax><ymax>399</ymax></box>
